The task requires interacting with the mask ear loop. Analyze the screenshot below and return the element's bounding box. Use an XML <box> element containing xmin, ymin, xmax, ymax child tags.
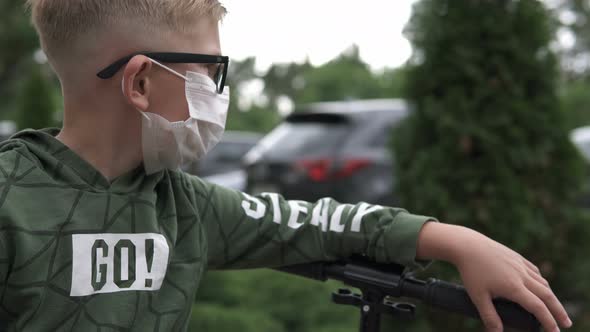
<box><xmin>147</xmin><ymin>58</ymin><xmax>189</xmax><ymax>82</ymax></box>
<box><xmin>137</xmin><ymin>110</ymin><xmax>151</xmax><ymax>121</ymax></box>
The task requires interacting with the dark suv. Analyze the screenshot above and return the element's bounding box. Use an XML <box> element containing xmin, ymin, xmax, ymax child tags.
<box><xmin>244</xmin><ymin>99</ymin><xmax>408</xmax><ymax>205</ymax></box>
<box><xmin>184</xmin><ymin>131</ymin><xmax>262</xmax><ymax>177</ymax></box>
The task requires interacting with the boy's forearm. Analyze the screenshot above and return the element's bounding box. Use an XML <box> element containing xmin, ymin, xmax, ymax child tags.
<box><xmin>416</xmin><ymin>222</ymin><xmax>478</xmax><ymax>264</ymax></box>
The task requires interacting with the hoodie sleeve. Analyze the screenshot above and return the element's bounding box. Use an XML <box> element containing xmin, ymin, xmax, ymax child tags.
<box><xmin>187</xmin><ymin>175</ymin><xmax>436</xmax><ymax>270</ymax></box>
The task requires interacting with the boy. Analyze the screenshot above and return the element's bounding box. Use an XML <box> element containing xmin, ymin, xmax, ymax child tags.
<box><xmin>0</xmin><ymin>0</ymin><xmax>571</xmax><ymax>331</ymax></box>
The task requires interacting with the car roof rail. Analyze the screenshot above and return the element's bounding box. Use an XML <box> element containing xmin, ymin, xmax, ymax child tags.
<box><xmin>297</xmin><ymin>98</ymin><xmax>408</xmax><ymax>114</ymax></box>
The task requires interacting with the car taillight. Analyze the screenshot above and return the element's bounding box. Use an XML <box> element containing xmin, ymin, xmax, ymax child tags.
<box><xmin>296</xmin><ymin>159</ymin><xmax>372</xmax><ymax>182</ymax></box>
<box><xmin>296</xmin><ymin>159</ymin><xmax>332</xmax><ymax>182</ymax></box>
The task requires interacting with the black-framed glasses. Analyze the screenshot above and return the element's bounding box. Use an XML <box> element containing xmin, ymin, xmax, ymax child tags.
<box><xmin>96</xmin><ymin>52</ymin><xmax>229</xmax><ymax>94</ymax></box>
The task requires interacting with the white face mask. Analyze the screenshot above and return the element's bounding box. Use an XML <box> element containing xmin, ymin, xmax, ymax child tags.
<box><xmin>129</xmin><ymin>59</ymin><xmax>230</xmax><ymax>174</ymax></box>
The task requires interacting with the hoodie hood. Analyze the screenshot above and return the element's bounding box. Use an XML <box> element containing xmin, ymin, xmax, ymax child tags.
<box><xmin>0</xmin><ymin>128</ymin><xmax>164</xmax><ymax>194</ymax></box>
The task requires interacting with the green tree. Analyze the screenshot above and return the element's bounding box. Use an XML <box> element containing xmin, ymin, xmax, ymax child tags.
<box><xmin>189</xmin><ymin>303</ymin><xmax>286</xmax><ymax>332</ymax></box>
<box><xmin>223</xmin><ymin>57</ymin><xmax>282</xmax><ymax>133</ymax></box>
<box><xmin>295</xmin><ymin>45</ymin><xmax>385</xmax><ymax>104</ymax></box>
<box><xmin>550</xmin><ymin>1</ymin><xmax>590</xmax><ymax>134</ymax></box>
<box><xmin>225</xmin><ymin>103</ymin><xmax>281</xmax><ymax>133</ymax></box>
<box><xmin>262</xmin><ymin>60</ymin><xmax>313</xmax><ymax>109</ymax></box>
<box><xmin>260</xmin><ymin>45</ymin><xmax>408</xmax><ymax>111</ymax></box>
<box><xmin>0</xmin><ymin>0</ymin><xmax>39</xmax><ymax>118</ymax></box>
<box><xmin>16</xmin><ymin>64</ymin><xmax>56</xmax><ymax>130</ymax></box>
<box><xmin>393</xmin><ymin>0</ymin><xmax>590</xmax><ymax>330</ymax></box>
<box><xmin>554</xmin><ymin>0</ymin><xmax>590</xmax><ymax>79</ymax></box>
<box><xmin>377</xmin><ymin>66</ymin><xmax>409</xmax><ymax>99</ymax></box>
<box><xmin>191</xmin><ymin>269</ymin><xmax>358</xmax><ymax>332</ymax></box>
<box><xmin>560</xmin><ymin>80</ymin><xmax>590</xmax><ymax>130</ymax></box>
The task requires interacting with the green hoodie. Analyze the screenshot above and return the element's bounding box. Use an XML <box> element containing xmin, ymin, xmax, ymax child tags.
<box><xmin>0</xmin><ymin>129</ymin><xmax>433</xmax><ymax>331</ymax></box>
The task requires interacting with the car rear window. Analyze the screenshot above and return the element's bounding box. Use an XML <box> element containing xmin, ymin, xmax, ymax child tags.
<box><xmin>571</xmin><ymin>127</ymin><xmax>590</xmax><ymax>163</ymax></box>
<box><xmin>574</xmin><ymin>140</ymin><xmax>590</xmax><ymax>162</ymax></box>
<box><xmin>254</xmin><ymin>115</ymin><xmax>351</xmax><ymax>158</ymax></box>
<box><xmin>203</xmin><ymin>141</ymin><xmax>254</xmax><ymax>163</ymax></box>
<box><xmin>286</xmin><ymin>113</ymin><xmax>350</xmax><ymax>124</ymax></box>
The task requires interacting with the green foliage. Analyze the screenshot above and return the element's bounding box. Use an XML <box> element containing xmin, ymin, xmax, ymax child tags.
<box><xmin>259</xmin><ymin>45</ymin><xmax>407</xmax><ymax>110</ymax></box>
<box><xmin>0</xmin><ymin>0</ymin><xmax>39</xmax><ymax>118</ymax></box>
<box><xmin>16</xmin><ymin>65</ymin><xmax>57</xmax><ymax>130</ymax></box>
<box><xmin>560</xmin><ymin>80</ymin><xmax>590</xmax><ymax>130</ymax></box>
<box><xmin>0</xmin><ymin>0</ymin><xmax>38</xmax><ymax>79</ymax></box>
<box><xmin>295</xmin><ymin>46</ymin><xmax>382</xmax><ymax>103</ymax></box>
<box><xmin>377</xmin><ymin>67</ymin><xmax>409</xmax><ymax>99</ymax></box>
<box><xmin>189</xmin><ymin>304</ymin><xmax>285</xmax><ymax>332</ymax></box>
<box><xmin>262</xmin><ymin>60</ymin><xmax>313</xmax><ymax>108</ymax></box>
<box><xmin>393</xmin><ymin>0</ymin><xmax>590</xmax><ymax>330</ymax></box>
<box><xmin>553</xmin><ymin>0</ymin><xmax>590</xmax><ymax>133</ymax></box>
<box><xmin>554</xmin><ymin>0</ymin><xmax>590</xmax><ymax>79</ymax></box>
<box><xmin>226</xmin><ymin>104</ymin><xmax>281</xmax><ymax>134</ymax></box>
<box><xmin>189</xmin><ymin>269</ymin><xmax>358</xmax><ymax>332</ymax></box>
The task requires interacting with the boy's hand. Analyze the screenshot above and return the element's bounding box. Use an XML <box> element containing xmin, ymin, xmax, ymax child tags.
<box><xmin>417</xmin><ymin>222</ymin><xmax>573</xmax><ymax>332</ymax></box>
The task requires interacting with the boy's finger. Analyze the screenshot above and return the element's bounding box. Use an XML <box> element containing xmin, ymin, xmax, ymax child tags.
<box><xmin>471</xmin><ymin>293</ymin><xmax>503</xmax><ymax>332</ymax></box>
<box><xmin>522</xmin><ymin>258</ymin><xmax>541</xmax><ymax>275</ymax></box>
<box><xmin>527</xmin><ymin>269</ymin><xmax>550</xmax><ymax>288</ymax></box>
<box><xmin>515</xmin><ymin>288</ymin><xmax>559</xmax><ymax>332</ymax></box>
<box><xmin>526</xmin><ymin>277</ymin><xmax>571</xmax><ymax>328</ymax></box>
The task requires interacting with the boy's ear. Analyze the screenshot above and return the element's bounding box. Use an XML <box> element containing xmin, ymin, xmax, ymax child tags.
<box><xmin>122</xmin><ymin>55</ymin><xmax>153</xmax><ymax>112</ymax></box>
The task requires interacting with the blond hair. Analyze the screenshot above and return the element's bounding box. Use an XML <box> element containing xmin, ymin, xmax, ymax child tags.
<box><xmin>27</xmin><ymin>0</ymin><xmax>226</xmax><ymax>62</ymax></box>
